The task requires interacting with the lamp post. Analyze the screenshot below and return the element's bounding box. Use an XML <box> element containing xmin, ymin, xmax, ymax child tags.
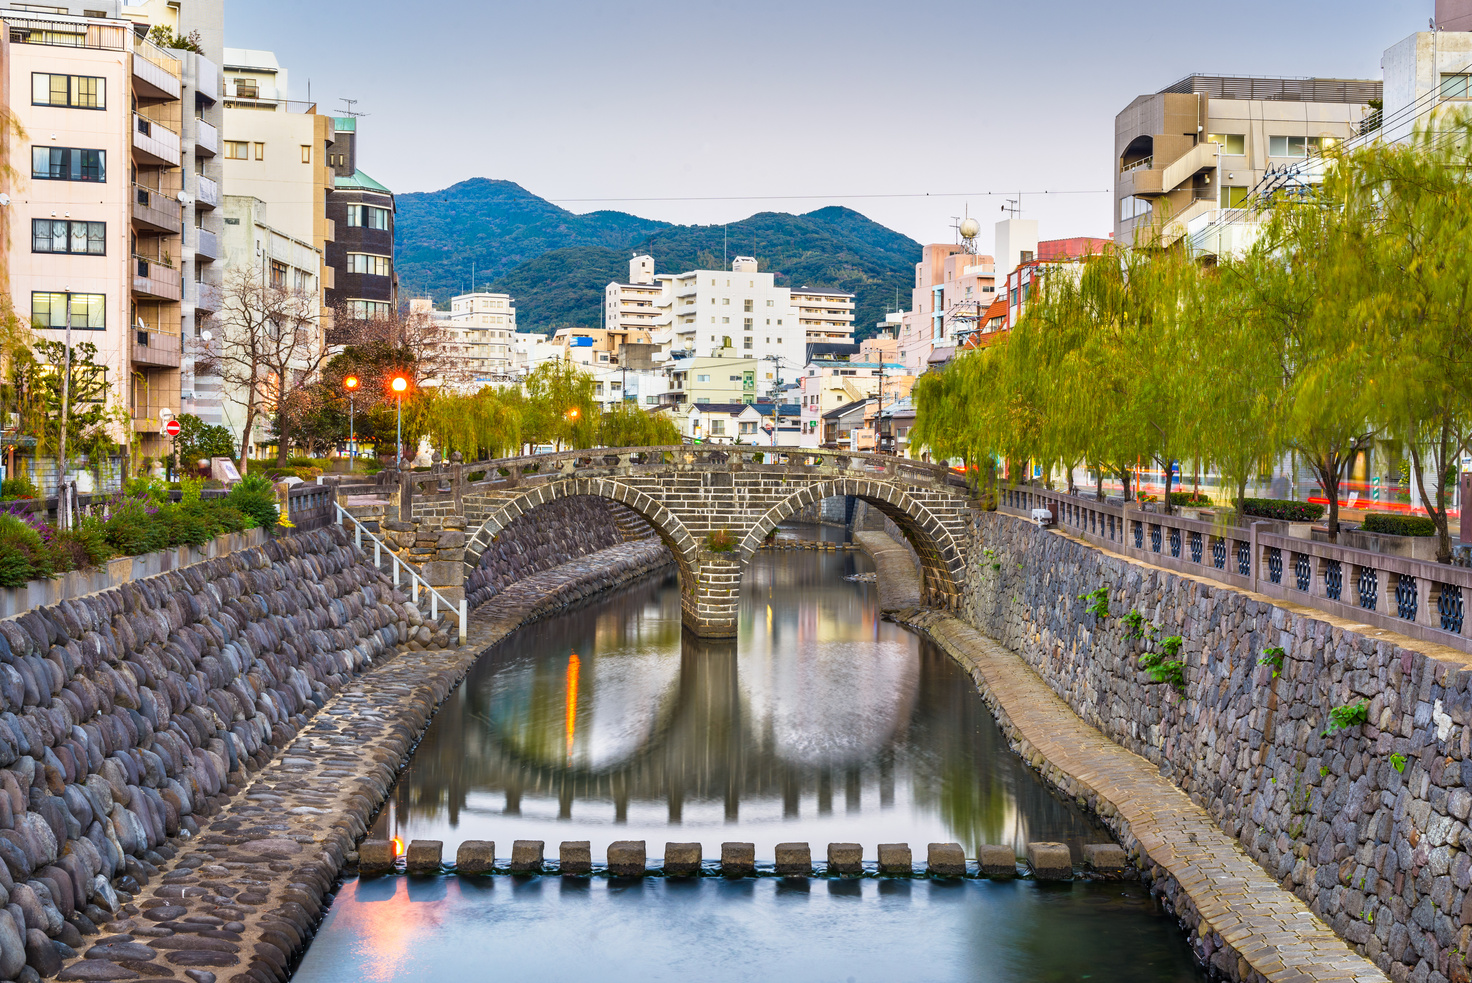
<box><xmin>391</xmin><ymin>375</ymin><xmax>408</xmax><ymax>465</ymax></box>
<box><xmin>343</xmin><ymin>375</ymin><xmax>359</xmax><ymax>472</ymax></box>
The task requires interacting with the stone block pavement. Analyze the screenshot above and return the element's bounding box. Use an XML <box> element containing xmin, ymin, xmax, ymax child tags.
<box><xmin>853</xmin><ymin>531</ymin><xmax>922</xmax><ymax>613</ymax></box>
<box><xmin>905</xmin><ymin>610</ymin><xmax>1388</xmax><ymax>983</ymax></box>
<box><xmin>52</xmin><ymin>541</ymin><xmax>672</xmax><ymax>983</ymax></box>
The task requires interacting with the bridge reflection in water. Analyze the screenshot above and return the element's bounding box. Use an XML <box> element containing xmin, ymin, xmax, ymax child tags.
<box><xmin>371</xmin><ymin>529</ymin><xmax>1107</xmax><ymax>857</ymax></box>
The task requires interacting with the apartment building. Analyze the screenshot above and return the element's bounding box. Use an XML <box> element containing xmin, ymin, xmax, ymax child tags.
<box><xmin>551</xmin><ymin>325</ymin><xmax>652</xmax><ymax>368</ymax></box>
<box><xmin>418</xmin><ymin>292</ymin><xmax>517</xmax><ymax>383</ymax></box>
<box><xmin>791</xmin><ymin>287</ymin><xmax>856</xmax><ymax>345</ymax></box>
<box><xmin>603</xmin><ymin>254</ymin><xmax>664</xmax><ymax>337</ymax></box>
<box><xmin>324</xmin><ymin>117</ymin><xmax>396</xmax><ymax>325</ymax></box>
<box><xmin>511</xmin><ymin>330</ymin><xmax>560</xmax><ymax>375</ymax></box>
<box><xmin>216</xmin><ymin>195</ymin><xmax>321</xmax><ymax>450</ymax></box>
<box><xmin>665</xmin><ymin>355</ymin><xmax>767</xmax><ymax>407</ymax></box>
<box><xmin>797</xmin><ymin>358</ymin><xmax>905</xmax><ymax>448</ymax></box>
<box><xmin>896</xmin><ymin>236</ymin><xmax>999</xmax><ymax>375</ymax></box>
<box><xmin>1114</xmin><ymin>74</ymin><xmax>1380</xmax><ymax>249</ymax></box>
<box><xmin>2</xmin><ymin>1</ymin><xmax>223</xmax><ymax>460</ymax></box>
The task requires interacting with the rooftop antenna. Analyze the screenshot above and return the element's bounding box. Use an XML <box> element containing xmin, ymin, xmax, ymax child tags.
<box><xmin>1001</xmin><ymin>197</ymin><xmax>1022</xmax><ymax>219</ymax></box>
<box><xmin>338</xmin><ymin>97</ymin><xmax>369</xmax><ymax>118</ymax></box>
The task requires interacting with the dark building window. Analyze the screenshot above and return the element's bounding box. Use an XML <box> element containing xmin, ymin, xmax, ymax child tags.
<box><xmin>32</xmin><ymin>219</ymin><xmax>105</xmax><ymax>255</ymax></box>
<box><xmin>31</xmin><ymin>146</ymin><xmax>105</xmax><ymax>182</ymax></box>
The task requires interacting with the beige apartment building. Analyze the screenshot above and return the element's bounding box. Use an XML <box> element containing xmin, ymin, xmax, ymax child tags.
<box><xmin>896</xmin><ymin>237</ymin><xmax>999</xmax><ymax>375</ymax></box>
<box><xmin>2</xmin><ymin>1</ymin><xmax>224</xmax><ymax>463</ymax></box>
<box><xmin>417</xmin><ymin>292</ymin><xmax>517</xmax><ymax>385</ymax></box>
<box><xmin>1114</xmin><ymin>74</ymin><xmax>1381</xmax><ymax>248</ymax></box>
<box><xmin>791</xmin><ymin>288</ymin><xmax>856</xmax><ymax>345</ymax></box>
<box><xmin>551</xmin><ymin>325</ymin><xmax>653</xmax><ymax>369</ymax></box>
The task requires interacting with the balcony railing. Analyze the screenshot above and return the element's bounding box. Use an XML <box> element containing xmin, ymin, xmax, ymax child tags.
<box><xmin>131</xmin><ymin>48</ymin><xmax>181</xmax><ymax>101</ymax></box>
<box><xmin>999</xmin><ymin>485</ymin><xmax>1472</xmax><ymax>654</ymax></box>
<box><xmin>132</xmin><ymin>330</ymin><xmax>181</xmax><ymax>369</ymax></box>
<box><xmin>132</xmin><ymin>113</ymin><xmax>180</xmax><ymax>167</ymax></box>
<box><xmin>132</xmin><ymin>184</ymin><xmax>182</xmax><ymax>235</ymax></box>
<box><xmin>132</xmin><ymin>256</ymin><xmax>182</xmax><ymax>301</ymax></box>
<box><xmin>196</xmin><ymin>175</ymin><xmax>219</xmax><ymax>209</ymax></box>
<box><xmin>196</xmin><ymin>282</ymin><xmax>222</xmax><ymax>312</ymax></box>
<box><xmin>195</xmin><ymin>118</ymin><xmax>218</xmax><ymax>156</ymax></box>
<box><xmin>1121</xmin><ymin>155</ymin><xmax>1153</xmax><ymax>174</ymax></box>
<box><xmin>194</xmin><ymin>228</ymin><xmax>219</xmax><ymax>262</ymax></box>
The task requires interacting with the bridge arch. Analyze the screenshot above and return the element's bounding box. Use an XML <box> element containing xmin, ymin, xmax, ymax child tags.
<box><xmin>737</xmin><ymin>478</ymin><xmax>966</xmax><ymax>609</ymax></box>
<box><xmin>465</xmin><ymin>477</ymin><xmax>701</xmax><ymax>605</ymax></box>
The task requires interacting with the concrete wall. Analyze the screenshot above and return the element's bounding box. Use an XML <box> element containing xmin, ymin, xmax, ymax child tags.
<box><xmin>963</xmin><ymin>512</ymin><xmax>1472</xmax><ymax>983</ymax></box>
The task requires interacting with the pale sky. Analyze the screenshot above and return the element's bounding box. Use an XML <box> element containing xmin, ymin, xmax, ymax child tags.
<box><xmin>228</xmin><ymin>0</ymin><xmax>1429</xmax><ymax>255</ymax></box>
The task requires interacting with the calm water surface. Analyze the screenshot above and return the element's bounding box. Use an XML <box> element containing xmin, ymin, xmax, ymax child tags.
<box><xmin>368</xmin><ymin>522</ymin><xmax>1106</xmax><ymax>857</ymax></box>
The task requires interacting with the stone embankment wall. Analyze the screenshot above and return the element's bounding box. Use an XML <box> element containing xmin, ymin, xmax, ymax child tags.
<box><xmin>966</xmin><ymin>511</ymin><xmax>1471</xmax><ymax>983</ymax></box>
<box><xmin>0</xmin><ymin>526</ymin><xmax>431</xmax><ymax>980</ymax></box>
<box><xmin>465</xmin><ymin>495</ymin><xmax>663</xmax><ymax>610</ymax></box>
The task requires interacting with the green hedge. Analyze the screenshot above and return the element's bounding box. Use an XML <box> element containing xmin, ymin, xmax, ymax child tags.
<box><xmin>1361</xmin><ymin>512</ymin><xmax>1437</xmax><ymax>537</ymax></box>
<box><xmin>1169</xmin><ymin>491</ymin><xmax>1213</xmax><ymax>507</ymax></box>
<box><xmin>1241</xmin><ymin>498</ymin><xmax>1326</xmax><ymax>522</ymax></box>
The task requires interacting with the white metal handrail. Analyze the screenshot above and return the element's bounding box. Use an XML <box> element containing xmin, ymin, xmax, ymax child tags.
<box><xmin>336</xmin><ymin>502</ymin><xmax>467</xmax><ymax>644</ymax></box>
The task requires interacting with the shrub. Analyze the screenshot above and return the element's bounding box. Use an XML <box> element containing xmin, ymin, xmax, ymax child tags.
<box><xmin>705</xmin><ymin>529</ymin><xmax>738</xmax><ymax>553</ymax></box>
<box><xmin>1240</xmin><ymin>498</ymin><xmax>1326</xmax><ymax>522</ymax></box>
<box><xmin>226</xmin><ymin>477</ymin><xmax>279</xmax><ymax>529</ymax></box>
<box><xmin>1361</xmin><ymin>512</ymin><xmax>1436</xmax><ymax>537</ymax></box>
<box><xmin>1169</xmin><ymin>491</ymin><xmax>1213</xmax><ymax>507</ymax></box>
<box><xmin>0</xmin><ymin>478</ymin><xmax>38</xmax><ymax>501</ymax></box>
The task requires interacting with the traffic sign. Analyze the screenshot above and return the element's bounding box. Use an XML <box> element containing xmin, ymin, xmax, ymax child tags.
<box><xmin>165</xmin><ymin>419</ymin><xmax>181</xmax><ymax>438</ymax></box>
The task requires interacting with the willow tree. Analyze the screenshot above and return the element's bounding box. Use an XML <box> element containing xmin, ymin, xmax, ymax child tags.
<box><xmin>419</xmin><ymin>386</ymin><xmax>523</xmax><ymax>461</ymax></box>
<box><xmin>521</xmin><ymin>361</ymin><xmax>597</xmax><ymax>451</ymax></box>
<box><xmin>1352</xmin><ymin>117</ymin><xmax>1472</xmax><ymax>562</ymax></box>
<box><xmin>597</xmin><ymin>402</ymin><xmax>680</xmax><ymax>448</ymax></box>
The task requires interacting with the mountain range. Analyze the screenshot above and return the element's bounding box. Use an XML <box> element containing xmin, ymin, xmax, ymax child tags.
<box><xmin>393</xmin><ymin>179</ymin><xmax>920</xmax><ymax>342</ymax></box>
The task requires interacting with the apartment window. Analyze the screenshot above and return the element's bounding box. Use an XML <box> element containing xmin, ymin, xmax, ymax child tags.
<box><xmin>1119</xmin><ymin>195</ymin><xmax>1152</xmax><ymax>222</ymax></box>
<box><xmin>1219</xmin><ymin>186</ymin><xmax>1250</xmax><ymax>209</ymax></box>
<box><xmin>225</xmin><ymin>140</ymin><xmax>248</xmax><ymax>159</ymax></box>
<box><xmin>1443</xmin><ymin>73</ymin><xmax>1472</xmax><ymax>100</ymax></box>
<box><xmin>744</xmin><ymin>299</ymin><xmax>753</xmax><ymax>312</ymax></box>
<box><xmin>301</xmin><ymin>145</ymin><xmax>311</xmax><ymax>163</ymax></box>
<box><xmin>31</xmin><ymin>147</ymin><xmax>105</xmax><ymax>182</ymax></box>
<box><xmin>722</xmin><ymin>298</ymin><xmax>730</xmax><ymax>305</ymax></box>
<box><xmin>32</xmin><ymin>73</ymin><xmax>105</xmax><ymax>109</ymax></box>
<box><xmin>346</xmin><ymin>253</ymin><xmax>391</xmax><ymax>276</ymax></box>
<box><xmin>1206</xmin><ymin>133</ymin><xmax>1245</xmax><ymax>155</ymax></box>
<box><xmin>32</xmin><ymin>219</ymin><xmax>105</xmax><ymax>255</ymax></box>
<box><xmin>743</xmin><ymin>318</ymin><xmax>752</xmax><ymax>328</ymax></box>
<box><xmin>253</xmin><ymin>142</ymin><xmax>265</xmax><ymax>160</ymax></box>
<box><xmin>697</xmin><ymin>397</ymin><xmax>710</xmax><ymax>404</ymax></box>
<box><xmin>776</xmin><ymin>319</ymin><xmax>783</xmax><ymax>326</ymax></box>
<box><xmin>269</xmin><ymin>260</ymin><xmax>288</xmax><ymax>289</ymax></box>
<box><xmin>234</xmin><ymin>79</ymin><xmax>259</xmax><ymax>99</ymax></box>
<box><xmin>740</xmin><ymin>421</ymin><xmax>757</xmax><ymax>435</ymax></box>
<box><xmin>721</xmin><ymin>317</ymin><xmax>729</xmax><ymax>324</ymax></box>
<box><xmin>349</xmin><ymin>300</ymin><xmax>392</xmax><ymax>318</ymax></box>
<box><xmin>31</xmin><ymin>292</ymin><xmax>105</xmax><ymax>330</ymax></box>
<box><xmin>743</xmin><ymin>337</ymin><xmax>753</xmax><ymax>349</ymax></box>
<box><xmin>766</xmin><ymin>299</ymin><xmax>774</xmax><ymax>307</ymax></box>
<box><xmin>696</xmin><ymin>374</ymin><xmax>710</xmax><ymax>383</ymax></box>
<box><xmin>711</xmin><ymin>420</ymin><xmax>726</xmax><ymax>436</ymax></box>
<box><xmin>645</xmin><ymin>395</ymin><xmax>658</xmax><ymax>405</ymax></box>
<box><xmin>346</xmin><ymin>204</ymin><xmax>391</xmax><ymax>230</ymax></box>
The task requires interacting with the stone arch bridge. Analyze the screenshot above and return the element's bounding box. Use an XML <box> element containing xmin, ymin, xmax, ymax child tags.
<box><xmin>405</xmin><ymin>446</ymin><xmax>978</xmax><ymax>637</ymax></box>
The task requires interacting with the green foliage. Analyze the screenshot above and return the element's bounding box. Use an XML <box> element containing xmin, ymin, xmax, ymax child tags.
<box><xmin>419</xmin><ymin>386</ymin><xmax>523</xmax><ymax>460</ymax></box>
<box><xmin>1121</xmin><ymin>609</ymin><xmax>1147</xmax><ymax>640</ymax></box>
<box><xmin>1323</xmin><ymin>700</ymin><xmax>1371</xmax><ymax>737</ymax></box>
<box><xmin>225</xmin><ymin>480</ymin><xmax>279</xmax><ymax>530</ymax></box>
<box><xmin>1390</xmin><ymin>753</ymin><xmax>1407</xmax><ymax>774</ymax></box>
<box><xmin>171</xmin><ymin>414</ymin><xmax>236</xmax><ymax>472</ymax></box>
<box><xmin>705</xmin><ymin>529</ymin><xmax>738</xmax><ymax>553</ymax></box>
<box><xmin>1079</xmin><ymin>587</ymin><xmax>1110</xmax><ymax>618</ymax></box>
<box><xmin>1169</xmin><ymin>491</ymin><xmax>1213</xmax><ymax>507</ymax></box>
<box><xmin>1240</xmin><ymin>499</ymin><xmax>1326</xmax><ymax>522</ymax></box>
<box><xmin>0</xmin><ymin>478</ymin><xmax>37</xmax><ymax>501</ymax></box>
<box><xmin>146</xmin><ymin>24</ymin><xmax>203</xmax><ymax>52</ymax></box>
<box><xmin>521</xmin><ymin>361</ymin><xmax>598</xmax><ymax>450</ymax></box>
<box><xmin>1259</xmin><ymin>646</ymin><xmax>1286</xmax><ymax>678</ymax></box>
<box><xmin>394</xmin><ymin>179</ymin><xmax>917</xmax><ymax>341</ymax></box>
<box><xmin>179</xmin><ymin>475</ymin><xmax>203</xmax><ymax>505</ymax></box>
<box><xmin>597</xmin><ymin>401</ymin><xmax>681</xmax><ymax>448</ymax></box>
<box><xmin>1138</xmin><ymin>648</ymin><xmax>1186</xmax><ymax>692</ymax></box>
<box><xmin>1360</xmin><ymin>513</ymin><xmax>1437</xmax><ymax>537</ymax></box>
<box><xmin>123</xmin><ymin>474</ymin><xmax>169</xmax><ymax>504</ymax></box>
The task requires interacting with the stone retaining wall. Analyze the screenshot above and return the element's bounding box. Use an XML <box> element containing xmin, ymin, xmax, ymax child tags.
<box><xmin>0</xmin><ymin>526</ymin><xmax>439</xmax><ymax>981</ymax></box>
<box><xmin>964</xmin><ymin>511</ymin><xmax>1472</xmax><ymax>983</ymax></box>
<box><xmin>465</xmin><ymin>495</ymin><xmax>660</xmax><ymax>610</ymax></box>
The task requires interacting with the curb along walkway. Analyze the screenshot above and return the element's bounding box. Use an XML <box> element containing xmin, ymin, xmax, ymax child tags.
<box><xmin>54</xmin><ymin>541</ymin><xmax>672</xmax><ymax>983</ymax></box>
<box><xmin>852</xmin><ymin>530</ymin><xmax>922</xmax><ymax>612</ymax></box>
<box><xmin>903</xmin><ymin>610</ymin><xmax>1388</xmax><ymax>983</ymax></box>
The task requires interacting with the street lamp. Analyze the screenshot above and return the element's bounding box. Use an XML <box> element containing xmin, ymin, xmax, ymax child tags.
<box><xmin>343</xmin><ymin>375</ymin><xmax>359</xmax><ymax>472</ymax></box>
<box><xmin>391</xmin><ymin>375</ymin><xmax>409</xmax><ymax>465</ymax></box>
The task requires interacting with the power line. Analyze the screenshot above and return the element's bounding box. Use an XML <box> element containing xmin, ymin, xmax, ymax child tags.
<box><xmin>540</xmin><ymin>189</ymin><xmax>1110</xmax><ymax>204</ymax></box>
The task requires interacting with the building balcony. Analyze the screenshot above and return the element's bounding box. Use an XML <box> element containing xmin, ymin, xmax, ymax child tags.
<box><xmin>132</xmin><ymin>114</ymin><xmax>180</xmax><ymax>167</ymax></box>
<box><xmin>1117</xmin><ymin>141</ymin><xmax>1220</xmax><ymax>199</ymax></box>
<box><xmin>132</xmin><ymin>330</ymin><xmax>181</xmax><ymax>369</ymax></box>
<box><xmin>132</xmin><ymin>257</ymin><xmax>183</xmax><ymax>301</ymax></box>
<box><xmin>132</xmin><ymin>49</ymin><xmax>181</xmax><ymax>102</ymax></box>
<box><xmin>194</xmin><ymin>54</ymin><xmax>219</xmax><ymax>102</ymax></box>
<box><xmin>132</xmin><ymin>185</ymin><xmax>182</xmax><ymax>235</ymax></box>
<box><xmin>195</xmin><ymin>228</ymin><xmax>219</xmax><ymax>262</ymax></box>
<box><xmin>196</xmin><ymin>175</ymin><xmax>219</xmax><ymax>209</ymax></box>
<box><xmin>196</xmin><ymin>282</ymin><xmax>222</xmax><ymax>312</ymax></box>
<box><xmin>195</xmin><ymin>118</ymin><xmax>218</xmax><ymax>156</ymax></box>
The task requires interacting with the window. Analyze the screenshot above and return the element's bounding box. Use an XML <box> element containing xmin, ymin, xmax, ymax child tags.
<box><xmin>1119</xmin><ymin>195</ymin><xmax>1152</xmax><ymax>222</ymax></box>
<box><xmin>1206</xmin><ymin>133</ymin><xmax>1244</xmax><ymax>155</ymax></box>
<box><xmin>253</xmin><ymin>142</ymin><xmax>264</xmax><ymax>160</ymax></box>
<box><xmin>740</xmin><ymin>421</ymin><xmax>756</xmax><ymax>434</ymax></box>
<box><xmin>31</xmin><ymin>292</ymin><xmax>104</xmax><ymax>330</ymax></box>
<box><xmin>1268</xmin><ymin>135</ymin><xmax>1332</xmax><ymax>157</ymax></box>
<box><xmin>301</xmin><ymin>145</ymin><xmax>311</xmax><ymax>163</ymax></box>
<box><xmin>743</xmin><ymin>318</ymin><xmax>752</xmax><ymax>328</ymax></box>
<box><xmin>711</xmin><ymin>419</ymin><xmax>726</xmax><ymax>436</ymax></box>
<box><xmin>744</xmin><ymin>299</ymin><xmax>753</xmax><ymax>312</ymax></box>
<box><xmin>32</xmin><ymin>73</ymin><xmax>104</xmax><ymax>109</ymax></box>
<box><xmin>766</xmin><ymin>299</ymin><xmax>774</xmax><ymax>307</ymax></box>
<box><xmin>224</xmin><ymin>140</ymin><xmax>249</xmax><ymax>159</ymax></box>
<box><xmin>346</xmin><ymin>204</ymin><xmax>391</xmax><ymax>230</ymax></box>
<box><xmin>1219</xmin><ymin>186</ymin><xmax>1250</xmax><ymax>209</ymax></box>
<box><xmin>1443</xmin><ymin>74</ymin><xmax>1472</xmax><ymax>100</ymax></box>
<box><xmin>32</xmin><ymin>219</ymin><xmax>105</xmax><ymax>255</ymax></box>
<box><xmin>721</xmin><ymin>317</ymin><xmax>729</xmax><ymax>324</ymax></box>
<box><xmin>270</xmin><ymin>260</ymin><xmax>287</xmax><ymax>289</ymax></box>
<box><xmin>234</xmin><ymin>79</ymin><xmax>259</xmax><ymax>99</ymax></box>
<box><xmin>722</xmin><ymin>298</ymin><xmax>730</xmax><ymax>305</ymax></box>
<box><xmin>349</xmin><ymin>300</ymin><xmax>392</xmax><ymax>318</ymax></box>
<box><xmin>31</xmin><ymin>146</ymin><xmax>105</xmax><ymax>182</ymax></box>
<box><xmin>743</xmin><ymin>337</ymin><xmax>753</xmax><ymax>349</ymax></box>
<box><xmin>347</xmin><ymin>253</ymin><xmax>391</xmax><ymax>276</ymax></box>
<box><xmin>696</xmin><ymin>374</ymin><xmax>710</xmax><ymax>383</ymax></box>
<box><xmin>645</xmin><ymin>395</ymin><xmax>658</xmax><ymax>405</ymax></box>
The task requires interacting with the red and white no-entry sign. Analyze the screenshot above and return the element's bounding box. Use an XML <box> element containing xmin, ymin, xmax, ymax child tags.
<box><xmin>165</xmin><ymin>419</ymin><xmax>181</xmax><ymax>437</ymax></box>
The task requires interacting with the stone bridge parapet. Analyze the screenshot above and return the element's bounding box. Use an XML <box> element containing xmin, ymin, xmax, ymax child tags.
<box><xmin>403</xmin><ymin>446</ymin><xmax>978</xmax><ymax>636</ymax></box>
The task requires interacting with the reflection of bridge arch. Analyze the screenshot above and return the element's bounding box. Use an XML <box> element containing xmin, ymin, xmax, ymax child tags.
<box><xmin>738</xmin><ymin>477</ymin><xmax>965</xmax><ymax>607</ymax></box>
<box><xmin>451</xmin><ymin>447</ymin><xmax>975</xmax><ymax>637</ymax></box>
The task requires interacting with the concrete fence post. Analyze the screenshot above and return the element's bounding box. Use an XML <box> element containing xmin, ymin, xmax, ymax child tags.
<box><xmin>451</xmin><ymin>451</ymin><xmax>464</xmax><ymax>516</ymax></box>
<box><xmin>399</xmin><ymin>468</ymin><xmax>413</xmax><ymax>523</ymax></box>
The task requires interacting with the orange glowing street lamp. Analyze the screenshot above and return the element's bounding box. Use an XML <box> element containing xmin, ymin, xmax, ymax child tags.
<box><xmin>391</xmin><ymin>375</ymin><xmax>410</xmax><ymax>465</ymax></box>
<box><xmin>342</xmin><ymin>376</ymin><xmax>360</xmax><ymax>471</ymax></box>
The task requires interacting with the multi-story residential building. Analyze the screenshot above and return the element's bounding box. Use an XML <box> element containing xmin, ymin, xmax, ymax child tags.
<box><xmin>2</xmin><ymin>0</ymin><xmax>223</xmax><ymax>463</ymax></box>
<box><xmin>324</xmin><ymin>117</ymin><xmax>396</xmax><ymax>325</ymax></box>
<box><xmin>665</xmin><ymin>355</ymin><xmax>766</xmax><ymax>407</ymax></box>
<box><xmin>511</xmin><ymin>330</ymin><xmax>561</xmax><ymax>376</ymax></box>
<box><xmin>797</xmin><ymin>358</ymin><xmax>905</xmax><ymax>448</ymax></box>
<box><xmin>216</xmin><ymin>194</ymin><xmax>321</xmax><ymax>453</ymax></box>
<box><xmin>417</xmin><ymin>292</ymin><xmax>516</xmax><ymax>384</ymax></box>
<box><xmin>551</xmin><ymin>325</ymin><xmax>652</xmax><ymax>368</ymax></box>
<box><xmin>667</xmin><ymin>402</ymin><xmax>772</xmax><ymax>445</ymax></box>
<box><xmin>987</xmin><ymin>237</ymin><xmax>1112</xmax><ymax>339</ymax></box>
<box><xmin>896</xmin><ymin>234</ymin><xmax>998</xmax><ymax>375</ymax></box>
<box><xmin>790</xmin><ymin>287</ymin><xmax>856</xmax><ymax>345</ymax></box>
<box><xmin>1114</xmin><ymin>74</ymin><xmax>1380</xmax><ymax>249</ymax></box>
<box><xmin>603</xmin><ymin>255</ymin><xmax>665</xmax><ymax>338</ymax></box>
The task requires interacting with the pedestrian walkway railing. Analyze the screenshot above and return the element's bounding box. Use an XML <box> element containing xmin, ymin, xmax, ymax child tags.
<box><xmin>1000</xmin><ymin>484</ymin><xmax>1472</xmax><ymax>654</ymax></box>
<box><xmin>335</xmin><ymin>502</ymin><xmax>467</xmax><ymax>643</ymax></box>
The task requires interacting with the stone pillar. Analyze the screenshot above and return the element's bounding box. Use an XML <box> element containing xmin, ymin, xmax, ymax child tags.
<box><xmin>681</xmin><ymin>551</ymin><xmax>741</xmax><ymax>637</ymax></box>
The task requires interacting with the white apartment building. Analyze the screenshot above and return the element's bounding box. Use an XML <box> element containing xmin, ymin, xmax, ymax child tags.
<box><xmin>604</xmin><ymin>255</ymin><xmax>854</xmax><ymax>380</ymax></box>
<box><xmin>422</xmin><ymin>292</ymin><xmax>516</xmax><ymax>384</ymax></box>
<box><xmin>511</xmin><ymin>331</ymin><xmax>561</xmax><ymax>376</ymax></box>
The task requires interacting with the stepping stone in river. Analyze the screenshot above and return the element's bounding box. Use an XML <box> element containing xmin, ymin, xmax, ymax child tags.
<box><xmin>877</xmin><ymin>843</ymin><xmax>912</xmax><ymax>875</ymax></box>
<box><xmin>607</xmin><ymin>841</ymin><xmax>646</xmax><ymax>877</ymax></box>
<box><xmin>405</xmin><ymin>840</ymin><xmax>442</xmax><ymax>874</ymax></box>
<box><xmin>1026</xmin><ymin>842</ymin><xmax>1073</xmax><ymax>881</ymax></box>
<box><xmin>720</xmin><ymin>843</ymin><xmax>754</xmax><ymax>879</ymax></box>
<box><xmin>456</xmin><ymin>840</ymin><xmax>495</xmax><ymax>875</ymax></box>
<box><xmin>663</xmin><ymin>843</ymin><xmax>701</xmax><ymax>877</ymax></box>
<box><xmin>774</xmin><ymin>843</ymin><xmax>811</xmax><ymax>876</ymax></box>
<box><xmin>826</xmin><ymin>843</ymin><xmax>862</xmax><ymax>876</ymax></box>
<box><xmin>560</xmin><ymin>842</ymin><xmax>591</xmax><ymax>876</ymax></box>
<box><xmin>977</xmin><ymin>845</ymin><xmax>1017</xmax><ymax>879</ymax></box>
<box><xmin>927</xmin><ymin>843</ymin><xmax>966</xmax><ymax>878</ymax></box>
<box><xmin>511</xmin><ymin>840</ymin><xmax>544</xmax><ymax>874</ymax></box>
